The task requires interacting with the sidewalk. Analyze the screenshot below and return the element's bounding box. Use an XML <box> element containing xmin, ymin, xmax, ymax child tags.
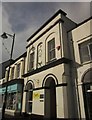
<box><xmin>3</xmin><ymin>114</ymin><xmax>66</xmax><ymax>120</ymax></box>
<box><xmin>3</xmin><ymin>113</ymin><xmax>44</xmax><ymax>120</ymax></box>
<box><xmin>3</xmin><ymin>113</ymin><xmax>31</xmax><ymax>120</ymax></box>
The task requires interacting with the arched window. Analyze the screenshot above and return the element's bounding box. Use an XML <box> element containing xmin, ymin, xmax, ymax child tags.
<box><xmin>82</xmin><ymin>68</ymin><xmax>92</xmax><ymax>83</ymax></box>
<box><xmin>26</xmin><ymin>82</ymin><xmax>33</xmax><ymax>113</ymax></box>
<box><xmin>48</xmin><ymin>38</ymin><xmax>55</xmax><ymax>62</ymax></box>
<box><xmin>45</xmin><ymin>32</ymin><xmax>56</xmax><ymax>63</ymax></box>
<box><xmin>29</xmin><ymin>46</ymin><xmax>35</xmax><ymax>71</ymax></box>
<box><xmin>37</xmin><ymin>42</ymin><xmax>43</xmax><ymax>68</ymax></box>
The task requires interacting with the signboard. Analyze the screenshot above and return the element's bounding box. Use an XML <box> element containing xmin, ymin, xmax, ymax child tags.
<box><xmin>33</xmin><ymin>92</ymin><xmax>40</xmax><ymax>100</ymax></box>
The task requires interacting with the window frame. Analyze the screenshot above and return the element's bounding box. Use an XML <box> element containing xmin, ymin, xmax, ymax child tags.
<box><xmin>29</xmin><ymin>51</ymin><xmax>35</xmax><ymax>71</ymax></box>
<box><xmin>48</xmin><ymin>38</ymin><xmax>56</xmax><ymax>62</ymax></box>
<box><xmin>79</xmin><ymin>39</ymin><xmax>92</xmax><ymax>64</ymax></box>
<box><xmin>26</xmin><ymin>82</ymin><xmax>33</xmax><ymax>113</ymax></box>
<box><xmin>11</xmin><ymin>67</ymin><xmax>15</xmax><ymax>79</ymax></box>
<box><xmin>88</xmin><ymin>42</ymin><xmax>92</xmax><ymax>60</ymax></box>
<box><xmin>37</xmin><ymin>42</ymin><xmax>43</xmax><ymax>68</ymax></box>
<box><xmin>17</xmin><ymin>63</ymin><xmax>21</xmax><ymax>78</ymax></box>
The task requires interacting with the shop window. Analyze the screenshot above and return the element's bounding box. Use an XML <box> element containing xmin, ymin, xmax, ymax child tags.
<box><xmin>79</xmin><ymin>39</ymin><xmax>92</xmax><ymax>63</ymax></box>
<box><xmin>5</xmin><ymin>84</ymin><xmax>22</xmax><ymax>111</ymax></box>
<box><xmin>6</xmin><ymin>92</ymin><xmax>16</xmax><ymax>110</ymax></box>
<box><xmin>17</xmin><ymin>92</ymin><xmax>22</xmax><ymax>111</ymax></box>
<box><xmin>0</xmin><ymin>94</ymin><xmax>2</xmax><ymax>108</ymax></box>
<box><xmin>17</xmin><ymin>63</ymin><xmax>20</xmax><ymax>78</ymax></box>
<box><xmin>48</xmin><ymin>38</ymin><xmax>55</xmax><ymax>62</ymax></box>
<box><xmin>37</xmin><ymin>43</ymin><xmax>43</xmax><ymax>68</ymax></box>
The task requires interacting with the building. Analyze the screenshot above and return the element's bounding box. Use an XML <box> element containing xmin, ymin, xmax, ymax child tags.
<box><xmin>0</xmin><ymin>59</ymin><xmax>14</xmax><ymax>81</ymax></box>
<box><xmin>0</xmin><ymin>52</ymin><xmax>26</xmax><ymax>116</ymax></box>
<box><xmin>68</xmin><ymin>17</ymin><xmax>92</xmax><ymax>119</ymax></box>
<box><xmin>1</xmin><ymin>9</ymin><xmax>92</xmax><ymax>120</ymax></box>
<box><xmin>22</xmin><ymin>9</ymin><xmax>78</xmax><ymax>119</ymax></box>
<box><xmin>0</xmin><ymin>59</ymin><xmax>14</xmax><ymax>109</ymax></box>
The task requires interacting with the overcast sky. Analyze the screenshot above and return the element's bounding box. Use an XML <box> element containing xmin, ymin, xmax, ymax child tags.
<box><xmin>0</xmin><ymin>2</ymin><xmax>91</xmax><ymax>63</ymax></box>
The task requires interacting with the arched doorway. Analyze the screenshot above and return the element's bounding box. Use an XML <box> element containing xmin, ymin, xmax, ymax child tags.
<box><xmin>26</xmin><ymin>81</ymin><xmax>33</xmax><ymax>113</ymax></box>
<box><xmin>82</xmin><ymin>68</ymin><xmax>92</xmax><ymax>119</ymax></box>
<box><xmin>44</xmin><ymin>77</ymin><xmax>56</xmax><ymax>119</ymax></box>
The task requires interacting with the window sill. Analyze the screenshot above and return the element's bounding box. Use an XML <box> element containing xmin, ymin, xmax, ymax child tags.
<box><xmin>28</xmin><ymin>68</ymin><xmax>34</xmax><ymax>72</ymax></box>
<box><xmin>47</xmin><ymin>58</ymin><xmax>57</xmax><ymax>64</ymax></box>
<box><xmin>81</xmin><ymin>60</ymin><xmax>92</xmax><ymax>66</ymax></box>
<box><xmin>5</xmin><ymin>109</ymin><xmax>15</xmax><ymax>112</ymax></box>
<box><xmin>28</xmin><ymin>101</ymin><xmax>32</xmax><ymax>103</ymax></box>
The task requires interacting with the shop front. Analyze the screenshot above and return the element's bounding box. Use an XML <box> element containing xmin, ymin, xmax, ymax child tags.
<box><xmin>0</xmin><ymin>79</ymin><xmax>24</xmax><ymax>116</ymax></box>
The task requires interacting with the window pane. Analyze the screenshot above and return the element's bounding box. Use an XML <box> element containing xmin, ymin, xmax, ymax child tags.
<box><xmin>28</xmin><ymin>102</ymin><xmax>32</xmax><ymax>113</ymax></box>
<box><xmin>49</xmin><ymin>50</ymin><xmax>55</xmax><ymax>60</ymax></box>
<box><xmin>48</xmin><ymin>38</ymin><xmax>55</xmax><ymax>61</ymax></box>
<box><xmin>6</xmin><ymin>92</ymin><xmax>17</xmax><ymax>110</ymax></box>
<box><xmin>27</xmin><ymin>83</ymin><xmax>33</xmax><ymax>113</ymax></box>
<box><xmin>17</xmin><ymin>63</ymin><xmax>20</xmax><ymax>78</ymax></box>
<box><xmin>29</xmin><ymin>91</ymin><xmax>33</xmax><ymax>100</ymax></box>
<box><xmin>80</xmin><ymin>46</ymin><xmax>90</xmax><ymax>63</ymax></box>
<box><xmin>29</xmin><ymin>52</ymin><xmax>34</xmax><ymax>70</ymax></box>
<box><xmin>37</xmin><ymin>43</ymin><xmax>42</xmax><ymax>68</ymax></box>
<box><xmin>11</xmin><ymin>67</ymin><xmax>14</xmax><ymax>79</ymax></box>
<box><xmin>79</xmin><ymin>39</ymin><xmax>92</xmax><ymax>63</ymax></box>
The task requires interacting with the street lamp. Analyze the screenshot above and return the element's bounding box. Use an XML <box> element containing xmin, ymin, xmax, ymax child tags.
<box><xmin>1</xmin><ymin>32</ymin><xmax>15</xmax><ymax>120</ymax></box>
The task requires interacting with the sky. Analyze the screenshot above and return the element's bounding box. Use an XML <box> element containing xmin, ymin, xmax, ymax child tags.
<box><xmin>0</xmin><ymin>1</ymin><xmax>91</xmax><ymax>63</ymax></box>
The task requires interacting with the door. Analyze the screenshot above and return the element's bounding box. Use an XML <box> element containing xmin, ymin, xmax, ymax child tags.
<box><xmin>83</xmin><ymin>84</ymin><xmax>92</xmax><ymax>119</ymax></box>
<box><xmin>44</xmin><ymin>77</ymin><xmax>56</xmax><ymax>119</ymax></box>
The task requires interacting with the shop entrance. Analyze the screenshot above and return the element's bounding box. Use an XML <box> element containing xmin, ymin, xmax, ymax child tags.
<box><xmin>44</xmin><ymin>77</ymin><xmax>56</xmax><ymax>119</ymax></box>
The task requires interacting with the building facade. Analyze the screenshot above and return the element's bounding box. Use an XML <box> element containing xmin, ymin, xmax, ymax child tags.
<box><xmin>1</xmin><ymin>9</ymin><xmax>92</xmax><ymax>119</ymax></box>
<box><xmin>22</xmin><ymin>10</ymin><xmax>78</xmax><ymax>119</ymax></box>
<box><xmin>0</xmin><ymin>52</ymin><xmax>26</xmax><ymax>116</ymax></box>
<box><xmin>68</xmin><ymin>18</ymin><xmax>92</xmax><ymax>119</ymax></box>
<box><xmin>0</xmin><ymin>59</ymin><xmax>14</xmax><ymax>109</ymax></box>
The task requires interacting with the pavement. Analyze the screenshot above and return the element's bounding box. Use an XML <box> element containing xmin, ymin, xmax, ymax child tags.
<box><xmin>0</xmin><ymin>112</ymin><xmax>66</xmax><ymax>120</ymax></box>
<box><xmin>1</xmin><ymin>113</ymin><xmax>44</xmax><ymax>120</ymax></box>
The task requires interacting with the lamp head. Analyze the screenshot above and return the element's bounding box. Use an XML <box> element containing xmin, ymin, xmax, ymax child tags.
<box><xmin>1</xmin><ymin>32</ymin><xmax>8</xmax><ymax>39</ymax></box>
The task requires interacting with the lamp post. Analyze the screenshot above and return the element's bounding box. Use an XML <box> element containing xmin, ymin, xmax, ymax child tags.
<box><xmin>1</xmin><ymin>32</ymin><xmax>15</xmax><ymax>120</ymax></box>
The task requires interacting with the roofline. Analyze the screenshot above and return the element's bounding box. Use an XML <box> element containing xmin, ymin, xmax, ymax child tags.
<box><xmin>68</xmin><ymin>16</ymin><xmax>92</xmax><ymax>33</ymax></box>
<box><xmin>77</xmin><ymin>16</ymin><xmax>92</xmax><ymax>27</ymax></box>
<box><xmin>5</xmin><ymin>52</ymin><xmax>27</xmax><ymax>69</ymax></box>
<box><xmin>14</xmin><ymin>52</ymin><xmax>27</xmax><ymax>62</ymax></box>
<box><xmin>0</xmin><ymin>59</ymin><xmax>14</xmax><ymax>65</ymax></box>
<box><xmin>27</xmin><ymin>9</ymin><xmax>67</xmax><ymax>42</ymax></box>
